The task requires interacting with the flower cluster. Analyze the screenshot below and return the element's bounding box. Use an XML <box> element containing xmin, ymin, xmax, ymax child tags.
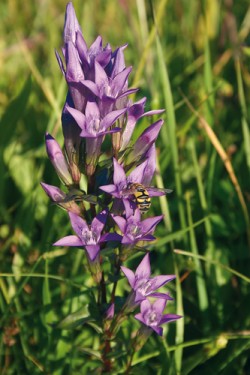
<box><xmin>41</xmin><ymin>1</ymin><xmax>181</xmax><ymax>359</ymax></box>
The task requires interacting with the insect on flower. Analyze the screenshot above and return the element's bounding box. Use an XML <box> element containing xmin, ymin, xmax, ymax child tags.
<box><xmin>121</xmin><ymin>183</ymin><xmax>172</xmax><ymax>214</ymax></box>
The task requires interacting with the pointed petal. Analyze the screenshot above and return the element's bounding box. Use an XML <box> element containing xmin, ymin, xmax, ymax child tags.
<box><xmin>101</xmin><ymin>108</ymin><xmax>126</xmax><ymax>130</ymax></box>
<box><xmin>111</xmin><ymin>66</ymin><xmax>132</xmax><ymax>96</ymax></box>
<box><xmin>141</xmin><ymin>234</ymin><xmax>156</xmax><ymax>241</ymax></box>
<box><xmin>66</xmin><ymin>107</ymin><xmax>86</xmax><ymax>129</ymax></box>
<box><xmin>140</xmin><ymin>215</ymin><xmax>163</xmax><ymax>234</ymax></box>
<box><xmin>160</xmin><ymin>314</ymin><xmax>182</xmax><ymax>325</ymax></box>
<box><xmin>99</xmin><ymin>184</ymin><xmax>117</xmax><ymax>195</ymax></box>
<box><xmin>68</xmin><ymin>212</ymin><xmax>88</xmax><ymax>238</ymax></box>
<box><xmin>113</xmin><ymin>158</ymin><xmax>127</xmax><ymax>187</ymax></box>
<box><xmin>81</xmin><ymin>80</ymin><xmax>99</xmax><ymax>96</ymax></box>
<box><xmin>135</xmin><ymin>253</ymin><xmax>151</xmax><ymax>279</ymax></box>
<box><xmin>112</xmin><ymin>215</ymin><xmax>127</xmax><ymax>233</ymax></box>
<box><xmin>91</xmin><ymin>209</ymin><xmax>108</xmax><ymax>236</ymax></box>
<box><xmin>127</xmin><ymin>160</ymin><xmax>148</xmax><ymax>184</ymax></box>
<box><xmin>64</xmin><ymin>2</ymin><xmax>82</xmax><ymax>44</ymax></box>
<box><xmin>140</xmin><ymin>299</ymin><xmax>151</xmax><ymax>315</ymax></box>
<box><xmin>120</xmin><ymin>266</ymin><xmax>135</xmax><ymax>288</ymax></box>
<box><xmin>85</xmin><ymin>245</ymin><xmax>100</xmax><ymax>261</ymax></box>
<box><xmin>100</xmin><ymin>233</ymin><xmax>122</xmax><ymax>242</ymax></box>
<box><xmin>152</xmin><ymin>299</ymin><xmax>167</xmax><ymax>315</ymax></box>
<box><xmin>134</xmin><ymin>313</ymin><xmax>144</xmax><ymax>325</ymax></box>
<box><xmin>149</xmin><ymin>292</ymin><xmax>173</xmax><ymax>300</ymax></box>
<box><xmin>152</xmin><ymin>326</ymin><xmax>163</xmax><ymax>336</ymax></box>
<box><xmin>152</xmin><ymin>275</ymin><xmax>176</xmax><ymax>289</ymax></box>
<box><xmin>53</xmin><ymin>235</ymin><xmax>82</xmax><ymax>247</ymax></box>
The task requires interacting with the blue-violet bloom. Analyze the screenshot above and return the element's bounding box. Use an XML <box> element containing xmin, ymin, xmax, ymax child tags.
<box><xmin>135</xmin><ymin>299</ymin><xmax>182</xmax><ymax>336</ymax></box>
<box><xmin>121</xmin><ymin>253</ymin><xmax>175</xmax><ymax>303</ymax></box>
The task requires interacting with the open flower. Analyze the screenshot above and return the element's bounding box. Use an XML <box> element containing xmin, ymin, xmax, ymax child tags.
<box><xmin>100</xmin><ymin>158</ymin><xmax>161</xmax><ymax>201</ymax></box>
<box><xmin>53</xmin><ymin>209</ymin><xmax>118</xmax><ymax>261</ymax></box>
<box><xmin>121</xmin><ymin>253</ymin><xmax>175</xmax><ymax>303</ymax></box>
<box><xmin>135</xmin><ymin>299</ymin><xmax>181</xmax><ymax>336</ymax></box>
<box><xmin>112</xmin><ymin>209</ymin><xmax>163</xmax><ymax>246</ymax></box>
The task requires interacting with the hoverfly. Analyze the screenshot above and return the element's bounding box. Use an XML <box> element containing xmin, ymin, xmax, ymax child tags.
<box><xmin>121</xmin><ymin>183</ymin><xmax>172</xmax><ymax>214</ymax></box>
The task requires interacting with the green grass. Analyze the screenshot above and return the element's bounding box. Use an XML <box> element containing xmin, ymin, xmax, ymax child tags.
<box><xmin>1</xmin><ymin>0</ymin><xmax>250</xmax><ymax>374</ymax></box>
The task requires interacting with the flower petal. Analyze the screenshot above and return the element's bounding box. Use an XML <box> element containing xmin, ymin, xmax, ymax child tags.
<box><xmin>120</xmin><ymin>266</ymin><xmax>135</xmax><ymax>288</ymax></box>
<box><xmin>127</xmin><ymin>160</ymin><xmax>148</xmax><ymax>184</ymax></box>
<box><xmin>91</xmin><ymin>209</ymin><xmax>108</xmax><ymax>236</ymax></box>
<box><xmin>152</xmin><ymin>299</ymin><xmax>167</xmax><ymax>315</ymax></box>
<box><xmin>113</xmin><ymin>158</ymin><xmax>127</xmax><ymax>187</ymax></box>
<box><xmin>151</xmin><ymin>275</ymin><xmax>176</xmax><ymax>290</ymax></box>
<box><xmin>160</xmin><ymin>314</ymin><xmax>182</xmax><ymax>325</ymax></box>
<box><xmin>53</xmin><ymin>235</ymin><xmax>83</xmax><ymax>247</ymax></box>
<box><xmin>140</xmin><ymin>215</ymin><xmax>163</xmax><ymax>235</ymax></box>
<box><xmin>112</xmin><ymin>215</ymin><xmax>127</xmax><ymax>233</ymax></box>
<box><xmin>135</xmin><ymin>253</ymin><xmax>151</xmax><ymax>279</ymax></box>
<box><xmin>85</xmin><ymin>244</ymin><xmax>100</xmax><ymax>261</ymax></box>
<box><xmin>100</xmin><ymin>233</ymin><xmax>122</xmax><ymax>242</ymax></box>
<box><xmin>68</xmin><ymin>212</ymin><xmax>88</xmax><ymax>238</ymax></box>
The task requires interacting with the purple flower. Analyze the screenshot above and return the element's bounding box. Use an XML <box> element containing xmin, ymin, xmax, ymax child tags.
<box><xmin>121</xmin><ymin>98</ymin><xmax>164</xmax><ymax>151</ymax></box>
<box><xmin>53</xmin><ymin>209</ymin><xmax>118</xmax><ymax>261</ymax></box>
<box><xmin>100</xmin><ymin>158</ymin><xmax>157</xmax><ymax>199</ymax></box>
<box><xmin>40</xmin><ymin>182</ymin><xmax>81</xmax><ymax>216</ymax></box>
<box><xmin>135</xmin><ymin>299</ymin><xmax>181</xmax><ymax>336</ymax></box>
<box><xmin>45</xmin><ymin>133</ymin><xmax>73</xmax><ymax>186</ymax></box>
<box><xmin>112</xmin><ymin>209</ymin><xmax>163</xmax><ymax>246</ymax></box>
<box><xmin>121</xmin><ymin>253</ymin><xmax>175</xmax><ymax>303</ymax></box>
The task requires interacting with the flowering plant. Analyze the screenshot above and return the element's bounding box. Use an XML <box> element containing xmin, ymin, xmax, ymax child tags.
<box><xmin>41</xmin><ymin>2</ymin><xmax>181</xmax><ymax>371</ymax></box>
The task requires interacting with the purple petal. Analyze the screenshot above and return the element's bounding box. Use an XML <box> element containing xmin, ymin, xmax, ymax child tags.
<box><xmin>127</xmin><ymin>160</ymin><xmax>148</xmax><ymax>184</ymax></box>
<box><xmin>134</xmin><ymin>313</ymin><xmax>145</xmax><ymax>325</ymax></box>
<box><xmin>100</xmin><ymin>233</ymin><xmax>122</xmax><ymax>242</ymax></box>
<box><xmin>55</xmin><ymin>50</ymin><xmax>65</xmax><ymax>76</ymax></box>
<box><xmin>66</xmin><ymin>107</ymin><xmax>86</xmax><ymax>129</ymax></box>
<box><xmin>65</xmin><ymin>41</ymin><xmax>84</xmax><ymax>82</ymax></box>
<box><xmin>133</xmin><ymin>119</ymin><xmax>163</xmax><ymax>158</ymax></box>
<box><xmin>151</xmin><ymin>275</ymin><xmax>176</xmax><ymax>289</ymax></box>
<box><xmin>160</xmin><ymin>314</ymin><xmax>182</xmax><ymax>325</ymax></box>
<box><xmin>152</xmin><ymin>299</ymin><xmax>167</xmax><ymax>315</ymax></box>
<box><xmin>120</xmin><ymin>266</ymin><xmax>135</xmax><ymax>288</ymax></box>
<box><xmin>101</xmin><ymin>108</ymin><xmax>126</xmax><ymax>130</ymax></box>
<box><xmin>140</xmin><ymin>299</ymin><xmax>151</xmax><ymax>315</ymax></box>
<box><xmin>95</xmin><ymin>60</ymin><xmax>109</xmax><ymax>90</ymax></box>
<box><xmin>113</xmin><ymin>158</ymin><xmax>127</xmax><ymax>187</ymax></box>
<box><xmin>112</xmin><ymin>215</ymin><xmax>127</xmax><ymax>233</ymax></box>
<box><xmin>99</xmin><ymin>184</ymin><xmax>117</xmax><ymax>196</ymax></box>
<box><xmin>111</xmin><ymin>66</ymin><xmax>132</xmax><ymax>96</ymax></box>
<box><xmin>53</xmin><ymin>235</ymin><xmax>83</xmax><ymax>247</ymax></box>
<box><xmin>141</xmin><ymin>144</ymin><xmax>156</xmax><ymax>186</ymax></box>
<box><xmin>85</xmin><ymin>244</ymin><xmax>100</xmax><ymax>261</ymax></box>
<box><xmin>45</xmin><ymin>133</ymin><xmax>73</xmax><ymax>186</ymax></box>
<box><xmin>135</xmin><ymin>253</ymin><xmax>151</xmax><ymax>279</ymax></box>
<box><xmin>141</xmin><ymin>234</ymin><xmax>156</xmax><ymax>241</ymax></box>
<box><xmin>85</xmin><ymin>101</ymin><xmax>100</xmax><ymax>119</ymax></box>
<box><xmin>152</xmin><ymin>326</ymin><xmax>163</xmax><ymax>336</ymax></box>
<box><xmin>64</xmin><ymin>2</ymin><xmax>82</xmax><ymax>44</ymax></box>
<box><xmin>81</xmin><ymin>80</ymin><xmax>100</xmax><ymax>96</ymax></box>
<box><xmin>150</xmin><ymin>292</ymin><xmax>173</xmax><ymax>300</ymax></box>
<box><xmin>140</xmin><ymin>215</ymin><xmax>163</xmax><ymax>234</ymax></box>
<box><xmin>68</xmin><ymin>212</ymin><xmax>88</xmax><ymax>238</ymax></box>
<box><xmin>91</xmin><ymin>209</ymin><xmax>108</xmax><ymax>236</ymax></box>
<box><xmin>40</xmin><ymin>182</ymin><xmax>66</xmax><ymax>202</ymax></box>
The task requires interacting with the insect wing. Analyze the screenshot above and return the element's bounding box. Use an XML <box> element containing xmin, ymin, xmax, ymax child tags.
<box><xmin>146</xmin><ymin>186</ymin><xmax>173</xmax><ymax>196</ymax></box>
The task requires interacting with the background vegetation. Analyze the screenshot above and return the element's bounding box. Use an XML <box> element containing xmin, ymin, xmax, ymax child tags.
<box><xmin>0</xmin><ymin>0</ymin><xmax>250</xmax><ymax>374</ymax></box>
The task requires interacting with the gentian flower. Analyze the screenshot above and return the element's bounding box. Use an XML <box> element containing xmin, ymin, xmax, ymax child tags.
<box><xmin>135</xmin><ymin>299</ymin><xmax>181</xmax><ymax>336</ymax></box>
<box><xmin>112</xmin><ymin>209</ymin><xmax>163</xmax><ymax>246</ymax></box>
<box><xmin>121</xmin><ymin>253</ymin><xmax>175</xmax><ymax>303</ymax></box>
<box><xmin>53</xmin><ymin>209</ymin><xmax>118</xmax><ymax>261</ymax></box>
<box><xmin>121</xmin><ymin>98</ymin><xmax>164</xmax><ymax>151</ymax></box>
<box><xmin>45</xmin><ymin>133</ymin><xmax>73</xmax><ymax>186</ymax></box>
<box><xmin>100</xmin><ymin>158</ymin><xmax>164</xmax><ymax>203</ymax></box>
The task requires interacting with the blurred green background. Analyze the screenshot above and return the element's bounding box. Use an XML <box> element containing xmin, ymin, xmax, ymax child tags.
<box><xmin>0</xmin><ymin>0</ymin><xmax>250</xmax><ymax>374</ymax></box>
